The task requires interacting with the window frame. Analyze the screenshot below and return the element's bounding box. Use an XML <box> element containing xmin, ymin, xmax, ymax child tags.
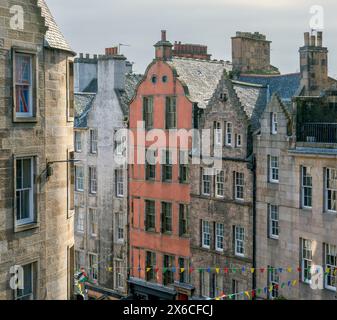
<box><xmin>269</xmin><ymin>156</ymin><xmax>279</xmax><ymax>183</ymax></box>
<box><xmin>214</xmin><ymin>122</ymin><xmax>222</xmax><ymax>146</ymax></box>
<box><xmin>89</xmin><ymin>166</ymin><xmax>97</xmax><ymax>195</ymax></box>
<box><xmin>161</xmin><ymin>202</ymin><xmax>172</xmax><ymax>234</ymax></box>
<box><xmin>225</xmin><ymin>122</ymin><xmax>233</xmax><ymax>146</ymax></box>
<box><xmin>215</xmin><ymin>170</ymin><xmax>225</xmax><ymax>198</ymax></box>
<box><xmin>143</xmin><ymin>96</ymin><xmax>154</xmax><ymax>130</ymax></box>
<box><xmin>12</xmin><ymin>48</ymin><xmax>38</xmax><ymax>122</ymax></box>
<box><xmin>76</xmin><ymin>208</ymin><xmax>85</xmax><ymax>233</ymax></box>
<box><xmin>235</xmin><ymin>172</ymin><xmax>244</xmax><ymax>201</ymax></box>
<box><xmin>325</xmin><ymin>168</ymin><xmax>337</xmax><ymax>213</ymax></box>
<box><xmin>146</xmin><ymin>251</ymin><xmax>157</xmax><ymax>283</ymax></box>
<box><xmin>162</xmin><ymin>150</ymin><xmax>173</xmax><ymax>182</ymax></box>
<box><xmin>301</xmin><ymin>166</ymin><xmax>313</xmax><ymax>209</ymax></box>
<box><xmin>215</xmin><ymin>223</ymin><xmax>224</xmax><ymax>252</ymax></box>
<box><xmin>234</xmin><ymin>226</ymin><xmax>245</xmax><ymax>257</ymax></box>
<box><xmin>301</xmin><ymin>239</ymin><xmax>312</xmax><ymax>285</ymax></box>
<box><xmin>14</xmin><ymin>156</ymin><xmax>37</xmax><ymax>229</ymax></box>
<box><xmin>165</xmin><ymin>96</ymin><xmax>177</xmax><ymax>130</ymax></box>
<box><xmin>67</xmin><ymin>58</ymin><xmax>75</xmax><ymax>122</ymax></box>
<box><xmin>202</xmin><ymin>220</ymin><xmax>211</xmax><ymax>249</ymax></box>
<box><xmin>324</xmin><ymin>243</ymin><xmax>337</xmax><ymax>292</ymax></box>
<box><xmin>90</xmin><ymin>129</ymin><xmax>98</xmax><ymax>154</ymax></box>
<box><xmin>115</xmin><ymin>259</ymin><xmax>124</xmax><ymax>290</ymax></box>
<box><xmin>202</xmin><ymin>169</ymin><xmax>212</xmax><ymax>196</ymax></box>
<box><xmin>179</xmin><ymin>204</ymin><xmax>189</xmax><ymax>237</ymax></box>
<box><xmin>75</xmin><ymin>131</ymin><xmax>82</xmax><ymax>153</ymax></box>
<box><xmin>115</xmin><ymin>168</ymin><xmax>124</xmax><ymax>198</ymax></box>
<box><xmin>89</xmin><ymin>208</ymin><xmax>98</xmax><ymax>238</ymax></box>
<box><xmin>145</xmin><ymin>200</ymin><xmax>156</xmax><ymax>232</ymax></box>
<box><xmin>88</xmin><ymin>253</ymin><xmax>98</xmax><ymax>282</ymax></box>
<box><xmin>268</xmin><ymin>267</ymin><xmax>279</xmax><ymax>299</ymax></box>
<box><xmin>75</xmin><ymin>165</ymin><xmax>84</xmax><ymax>192</ymax></box>
<box><xmin>115</xmin><ymin>212</ymin><xmax>124</xmax><ymax>243</ymax></box>
<box><xmin>268</xmin><ymin>204</ymin><xmax>279</xmax><ymax>239</ymax></box>
<box><xmin>15</xmin><ymin>262</ymin><xmax>37</xmax><ymax>300</ymax></box>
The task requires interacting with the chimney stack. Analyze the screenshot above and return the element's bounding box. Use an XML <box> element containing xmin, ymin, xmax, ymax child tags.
<box><xmin>154</xmin><ymin>30</ymin><xmax>172</xmax><ymax>61</ymax></box>
<box><xmin>105</xmin><ymin>47</ymin><xmax>119</xmax><ymax>56</ymax></box>
<box><xmin>299</xmin><ymin>31</ymin><xmax>329</xmax><ymax>95</ymax></box>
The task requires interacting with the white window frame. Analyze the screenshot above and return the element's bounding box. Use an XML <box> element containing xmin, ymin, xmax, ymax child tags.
<box><xmin>15</xmin><ymin>263</ymin><xmax>34</xmax><ymax>300</ymax></box>
<box><xmin>115</xmin><ymin>260</ymin><xmax>124</xmax><ymax>290</ymax></box>
<box><xmin>215</xmin><ymin>170</ymin><xmax>225</xmax><ymax>198</ymax></box>
<box><xmin>268</xmin><ymin>267</ymin><xmax>279</xmax><ymax>299</ymax></box>
<box><xmin>202</xmin><ymin>170</ymin><xmax>211</xmax><ymax>196</ymax></box>
<box><xmin>76</xmin><ymin>209</ymin><xmax>85</xmax><ymax>233</ymax></box>
<box><xmin>75</xmin><ymin>166</ymin><xmax>84</xmax><ymax>192</ymax></box>
<box><xmin>236</xmin><ymin>134</ymin><xmax>242</xmax><ymax>148</ymax></box>
<box><xmin>89</xmin><ymin>166</ymin><xmax>97</xmax><ymax>194</ymax></box>
<box><xmin>301</xmin><ymin>239</ymin><xmax>312</xmax><ymax>285</ymax></box>
<box><xmin>301</xmin><ymin>166</ymin><xmax>313</xmax><ymax>209</ymax></box>
<box><xmin>202</xmin><ymin>221</ymin><xmax>211</xmax><ymax>249</ymax></box>
<box><xmin>90</xmin><ymin>129</ymin><xmax>98</xmax><ymax>154</ymax></box>
<box><xmin>271</xmin><ymin>112</ymin><xmax>278</xmax><ymax>134</ymax></box>
<box><xmin>75</xmin><ymin>131</ymin><xmax>82</xmax><ymax>153</ymax></box>
<box><xmin>116</xmin><ymin>168</ymin><xmax>124</xmax><ymax>198</ymax></box>
<box><xmin>269</xmin><ymin>156</ymin><xmax>279</xmax><ymax>183</ymax></box>
<box><xmin>234</xmin><ymin>226</ymin><xmax>245</xmax><ymax>257</ymax></box>
<box><xmin>89</xmin><ymin>208</ymin><xmax>98</xmax><ymax>237</ymax></box>
<box><xmin>214</xmin><ymin>122</ymin><xmax>222</xmax><ymax>146</ymax></box>
<box><xmin>201</xmin><ymin>271</ymin><xmax>210</xmax><ymax>298</ymax></box>
<box><xmin>16</xmin><ymin>157</ymin><xmax>35</xmax><ymax>226</ymax></box>
<box><xmin>216</xmin><ymin>223</ymin><xmax>224</xmax><ymax>252</ymax></box>
<box><xmin>89</xmin><ymin>253</ymin><xmax>98</xmax><ymax>281</ymax></box>
<box><xmin>324</xmin><ymin>243</ymin><xmax>337</xmax><ymax>292</ymax></box>
<box><xmin>225</xmin><ymin>122</ymin><xmax>233</xmax><ymax>146</ymax></box>
<box><xmin>325</xmin><ymin>168</ymin><xmax>337</xmax><ymax>213</ymax></box>
<box><xmin>269</xmin><ymin>205</ymin><xmax>279</xmax><ymax>239</ymax></box>
<box><xmin>235</xmin><ymin>172</ymin><xmax>244</xmax><ymax>201</ymax></box>
<box><xmin>115</xmin><ymin>212</ymin><xmax>124</xmax><ymax>243</ymax></box>
<box><xmin>14</xmin><ymin>53</ymin><xmax>33</xmax><ymax>118</ymax></box>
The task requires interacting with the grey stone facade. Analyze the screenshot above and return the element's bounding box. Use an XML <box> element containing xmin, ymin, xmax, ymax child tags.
<box><xmin>74</xmin><ymin>50</ymin><xmax>141</xmax><ymax>297</ymax></box>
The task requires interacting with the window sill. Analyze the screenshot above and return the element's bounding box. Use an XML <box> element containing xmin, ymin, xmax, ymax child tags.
<box><xmin>269</xmin><ymin>181</ymin><xmax>279</xmax><ymax>185</ymax></box>
<box><xmin>162</xmin><ymin>231</ymin><xmax>173</xmax><ymax>236</ymax></box>
<box><xmin>13</xmin><ymin>117</ymin><xmax>38</xmax><ymax>124</ymax></box>
<box><xmin>15</xmin><ymin>222</ymin><xmax>39</xmax><ymax>233</ymax></box>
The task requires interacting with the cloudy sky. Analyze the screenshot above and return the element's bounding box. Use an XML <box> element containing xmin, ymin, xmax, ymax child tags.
<box><xmin>47</xmin><ymin>0</ymin><xmax>337</xmax><ymax>77</ymax></box>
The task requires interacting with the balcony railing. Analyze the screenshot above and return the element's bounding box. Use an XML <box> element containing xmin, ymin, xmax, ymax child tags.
<box><xmin>297</xmin><ymin>123</ymin><xmax>337</xmax><ymax>144</ymax></box>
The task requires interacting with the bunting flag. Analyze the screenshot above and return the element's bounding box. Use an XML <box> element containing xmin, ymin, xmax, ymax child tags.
<box><xmin>213</xmin><ymin>278</ymin><xmax>300</xmax><ymax>301</ymax></box>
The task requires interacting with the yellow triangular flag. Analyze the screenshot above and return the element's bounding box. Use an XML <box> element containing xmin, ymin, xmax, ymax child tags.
<box><xmin>292</xmin><ymin>280</ymin><xmax>297</xmax><ymax>286</ymax></box>
<box><xmin>108</xmin><ymin>267</ymin><xmax>113</xmax><ymax>272</ymax></box>
<box><xmin>180</xmin><ymin>268</ymin><xmax>185</xmax><ymax>274</ymax></box>
<box><xmin>269</xmin><ymin>285</ymin><xmax>273</xmax><ymax>293</ymax></box>
<box><xmin>146</xmin><ymin>268</ymin><xmax>151</xmax><ymax>273</ymax></box>
<box><xmin>287</xmin><ymin>267</ymin><xmax>292</xmax><ymax>273</ymax></box>
<box><xmin>251</xmin><ymin>268</ymin><xmax>255</xmax><ymax>274</ymax></box>
<box><xmin>326</xmin><ymin>268</ymin><xmax>331</xmax><ymax>274</ymax></box>
<box><xmin>245</xmin><ymin>291</ymin><xmax>250</xmax><ymax>299</ymax></box>
<box><xmin>216</xmin><ymin>268</ymin><xmax>220</xmax><ymax>274</ymax></box>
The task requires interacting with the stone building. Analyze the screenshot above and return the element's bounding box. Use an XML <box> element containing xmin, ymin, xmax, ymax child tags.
<box><xmin>254</xmin><ymin>31</ymin><xmax>337</xmax><ymax>299</ymax></box>
<box><xmin>74</xmin><ymin>48</ymin><xmax>141</xmax><ymax>299</ymax></box>
<box><xmin>189</xmin><ymin>76</ymin><xmax>267</xmax><ymax>299</ymax></box>
<box><xmin>0</xmin><ymin>0</ymin><xmax>75</xmax><ymax>300</ymax></box>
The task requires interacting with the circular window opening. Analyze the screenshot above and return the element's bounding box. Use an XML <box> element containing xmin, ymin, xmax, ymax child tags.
<box><xmin>162</xmin><ymin>75</ymin><xmax>168</xmax><ymax>83</ymax></box>
<box><xmin>151</xmin><ymin>75</ymin><xmax>157</xmax><ymax>84</ymax></box>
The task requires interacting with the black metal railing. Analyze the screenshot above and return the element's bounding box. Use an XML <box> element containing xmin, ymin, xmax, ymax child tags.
<box><xmin>297</xmin><ymin>123</ymin><xmax>337</xmax><ymax>144</ymax></box>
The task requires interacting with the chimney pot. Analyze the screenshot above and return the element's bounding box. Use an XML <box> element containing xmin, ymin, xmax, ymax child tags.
<box><xmin>310</xmin><ymin>35</ymin><xmax>316</xmax><ymax>46</ymax></box>
<box><xmin>317</xmin><ymin>31</ymin><xmax>323</xmax><ymax>47</ymax></box>
<box><xmin>304</xmin><ymin>32</ymin><xmax>310</xmax><ymax>46</ymax></box>
<box><xmin>86</xmin><ymin>54</ymin><xmax>90</xmax><ymax>59</ymax></box>
<box><xmin>161</xmin><ymin>30</ymin><xmax>167</xmax><ymax>41</ymax></box>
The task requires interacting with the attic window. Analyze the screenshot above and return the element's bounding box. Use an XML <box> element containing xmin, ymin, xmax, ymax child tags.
<box><xmin>151</xmin><ymin>75</ymin><xmax>157</xmax><ymax>84</ymax></box>
<box><xmin>162</xmin><ymin>75</ymin><xmax>168</xmax><ymax>83</ymax></box>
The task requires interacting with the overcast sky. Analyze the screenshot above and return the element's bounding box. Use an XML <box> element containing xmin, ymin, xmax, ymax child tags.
<box><xmin>46</xmin><ymin>0</ymin><xmax>337</xmax><ymax>77</ymax></box>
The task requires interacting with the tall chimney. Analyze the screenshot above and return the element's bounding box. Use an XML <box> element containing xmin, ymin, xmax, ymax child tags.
<box><xmin>299</xmin><ymin>31</ymin><xmax>329</xmax><ymax>96</ymax></box>
<box><xmin>154</xmin><ymin>30</ymin><xmax>172</xmax><ymax>61</ymax></box>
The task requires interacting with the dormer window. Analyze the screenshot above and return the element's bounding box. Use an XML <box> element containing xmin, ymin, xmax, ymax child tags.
<box><xmin>151</xmin><ymin>75</ymin><xmax>157</xmax><ymax>84</ymax></box>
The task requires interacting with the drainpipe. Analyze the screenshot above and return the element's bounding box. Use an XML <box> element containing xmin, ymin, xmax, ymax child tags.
<box><xmin>252</xmin><ymin>154</ymin><xmax>257</xmax><ymax>300</ymax></box>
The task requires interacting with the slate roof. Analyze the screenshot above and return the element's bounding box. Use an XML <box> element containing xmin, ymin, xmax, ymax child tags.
<box><xmin>115</xmin><ymin>74</ymin><xmax>143</xmax><ymax>116</ymax></box>
<box><xmin>74</xmin><ymin>93</ymin><xmax>96</xmax><ymax>128</ymax></box>
<box><xmin>167</xmin><ymin>57</ymin><xmax>232</xmax><ymax>109</ymax></box>
<box><xmin>232</xmin><ymin>81</ymin><xmax>268</xmax><ymax>131</ymax></box>
<box><xmin>238</xmin><ymin>73</ymin><xmax>301</xmax><ymax>102</ymax></box>
<box><xmin>37</xmin><ymin>0</ymin><xmax>73</xmax><ymax>53</ymax></box>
